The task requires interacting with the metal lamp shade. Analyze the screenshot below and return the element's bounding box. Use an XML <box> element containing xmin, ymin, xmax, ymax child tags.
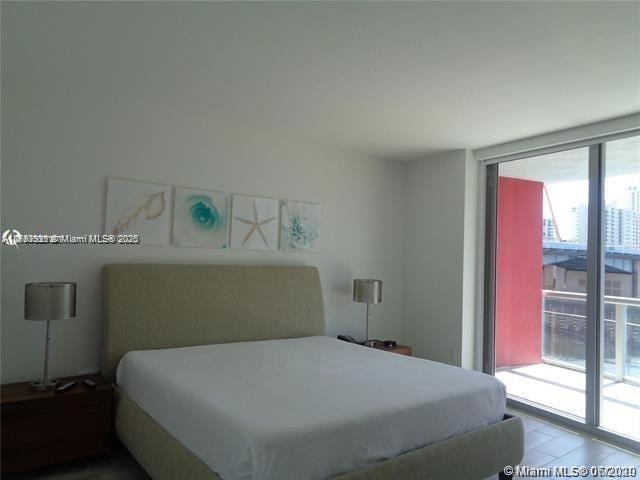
<box><xmin>25</xmin><ymin>282</ymin><xmax>76</xmax><ymax>321</ymax></box>
<box><xmin>24</xmin><ymin>282</ymin><xmax>76</xmax><ymax>391</ymax></box>
<box><xmin>353</xmin><ymin>279</ymin><xmax>382</xmax><ymax>304</ymax></box>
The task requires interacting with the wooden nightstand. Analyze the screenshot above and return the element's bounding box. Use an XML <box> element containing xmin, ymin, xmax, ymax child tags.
<box><xmin>1</xmin><ymin>374</ymin><xmax>113</xmax><ymax>474</ymax></box>
<box><xmin>372</xmin><ymin>342</ymin><xmax>412</xmax><ymax>356</ymax></box>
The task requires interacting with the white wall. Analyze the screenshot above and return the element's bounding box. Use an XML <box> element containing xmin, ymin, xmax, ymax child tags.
<box><xmin>403</xmin><ymin>150</ymin><xmax>477</xmax><ymax>368</ymax></box>
<box><xmin>0</xmin><ymin>4</ymin><xmax>405</xmax><ymax>383</ymax></box>
<box><xmin>461</xmin><ymin>151</ymin><xmax>478</xmax><ymax>369</ymax></box>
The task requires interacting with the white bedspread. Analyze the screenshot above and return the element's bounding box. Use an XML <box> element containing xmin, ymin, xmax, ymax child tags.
<box><xmin>117</xmin><ymin>336</ymin><xmax>505</xmax><ymax>480</ymax></box>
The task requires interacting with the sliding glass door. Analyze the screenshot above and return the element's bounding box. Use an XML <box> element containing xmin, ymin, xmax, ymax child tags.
<box><xmin>600</xmin><ymin>136</ymin><xmax>640</xmax><ymax>440</ymax></box>
<box><xmin>494</xmin><ymin>147</ymin><xmax>590</xmax><ymax>419</ymax></box>
<box><xmin>484</xmin><ymin>133</ymin><xmax>640</xmax><ymax>446</ymax></box>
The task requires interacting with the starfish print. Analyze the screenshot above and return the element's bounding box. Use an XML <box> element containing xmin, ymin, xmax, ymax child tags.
<box><xmin>234</xmin><ymin>200</ymin><xmax>276</xmax><ymax>247</ymax></box>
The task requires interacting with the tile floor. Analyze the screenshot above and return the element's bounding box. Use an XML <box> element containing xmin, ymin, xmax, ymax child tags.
<box><xmin>6</xmin><ymin>407</ymin><xmax>639</xmax><ymax>480</ymax></box>
<box><xmin>486</xmin><ymin>407</ymin><xmax>639</xmax><ymax>479</ymax></box>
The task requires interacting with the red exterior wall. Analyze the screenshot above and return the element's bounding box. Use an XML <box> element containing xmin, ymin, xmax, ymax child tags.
<box><xmin>496</xmin><ymin>177</ymin><xmax>543</xmax><ymax>368</ymax></box>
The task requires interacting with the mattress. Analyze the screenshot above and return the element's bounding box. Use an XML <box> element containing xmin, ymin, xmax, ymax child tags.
<box><xmin>116</xmin><ymin>336</ymin><xmax>505</xmax><ymax>480</ymax></box>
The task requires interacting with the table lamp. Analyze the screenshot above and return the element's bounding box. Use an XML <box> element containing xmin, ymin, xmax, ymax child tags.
<box><xmin>24</xmin><ymin>282</ymin><xmax>76</xmax><ymax>391</ymax></box>
<box><xmin>353</xmin><ymin>279</ymin><xmax>382</xmax><ymax>347</ymax></box>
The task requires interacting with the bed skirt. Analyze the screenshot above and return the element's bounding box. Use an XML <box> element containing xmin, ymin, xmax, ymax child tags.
<box><xmin>114</xmin><ymin>387</ymin><xmax>524</xmax><ymax>480</ymax></box>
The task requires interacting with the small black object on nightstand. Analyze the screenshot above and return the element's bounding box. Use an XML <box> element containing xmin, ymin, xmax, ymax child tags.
<box><xmin>83</xmin><ymin>378</ymin><xmax>97</xmax><ymax>390</ymax></box>
<box><xmin>54</xmin><ymin>381</ymin><xmax>78</xmax><ymax>394</ymax></box>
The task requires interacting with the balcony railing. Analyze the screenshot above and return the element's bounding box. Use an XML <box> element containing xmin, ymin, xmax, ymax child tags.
<box><xmin>542</xmin><ymin>289</ymin><xmax>640</xmax><ymax>384</ymax></box>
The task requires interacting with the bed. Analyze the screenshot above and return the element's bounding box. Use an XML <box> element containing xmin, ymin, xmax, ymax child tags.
<box><xmin>102</xmin><ymin>264</ymin><xmax>523</xmax><ymax>480</ymax></box>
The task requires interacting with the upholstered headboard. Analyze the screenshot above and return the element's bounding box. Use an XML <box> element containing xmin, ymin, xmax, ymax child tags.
<box><xmin>102</xmin><ymin>264</ymin><xmax>325</xmax><ymax>379</ymax></box>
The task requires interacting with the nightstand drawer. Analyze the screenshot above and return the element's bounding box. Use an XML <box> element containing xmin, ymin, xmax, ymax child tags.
<box><xmin>1</xmin><ymin>375</ymin><xmax>113</xmax><ymax>474</ymax></box>
<box><xmin>2</xmin><ymin>405</ymin><xmax>111</xmax><ymax>472</ymax></box>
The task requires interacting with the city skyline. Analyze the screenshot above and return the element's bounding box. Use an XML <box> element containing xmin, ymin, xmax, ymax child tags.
<box><xmin>543</xmin><ymin>180</ymin><xmax>640</xmax><ymax>248</ymax></box>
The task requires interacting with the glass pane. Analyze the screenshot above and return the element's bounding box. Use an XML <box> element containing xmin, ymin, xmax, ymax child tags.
<box><xmin>600</xmin><ymin>135</ymin><xmax>640</xmax><ymax>441</ymax></box>
<box><xmin>495</xmin><ymin>147</ymin><xmax>589</xmax><ymax>418</ymax></box>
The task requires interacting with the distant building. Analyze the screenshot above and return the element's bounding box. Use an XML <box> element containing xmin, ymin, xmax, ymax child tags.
<box><xmin>543</xmin><ymin>257</ymin><xmax>632</xmax><ymax>297</ymax></box>
<box><xmin>543</xmin><ymin>241</ymin><xmax>640</xmax><ymax>298</ymax></box>
<box><xmin>543</xmin><ymin>218</ymin><xmax>557</xmax><ymax>241</ymax></box>
<box><xmin>571</xmin><ymin>199</ymin><xmax>639</xmax><ymax>248</ymax></box>
<box><xmin>620</xmin><ymin>209</ymin><xmax>640</xmax><ymax>247</ymax></box>
<box><xmin>605</xmin><ymin>205</ymin><xmax>622</xmax><ymax>246</ymax></box>
<box><xmin>570</xmin><ymin>205</ymin><xmax>588</xmax><ymax>244</ymax></box>
<box><xmin>630</xmin><ymin>186</ymin><xmax>640</xmax><ymax>213</ymax></box>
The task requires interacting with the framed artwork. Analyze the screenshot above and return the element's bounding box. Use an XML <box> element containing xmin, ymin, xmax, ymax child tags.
<box><xmin>280</xmin><ymin>200</ymin><xmax>321</xmax><ymax>252</ymax></box>
<box><xmin>230</xmin><ymin>194</ymin><xmax>279</xmax><ymax>250</ymax></box>
<box><xmin>172</xmin><ymin>187</ymin><xmax>227</xmax><ymax>248</ymax></box>
<box><xmin>104</xmin><ymin>178</ymin><xmax>171</xmax><ymax>245</ymax></box>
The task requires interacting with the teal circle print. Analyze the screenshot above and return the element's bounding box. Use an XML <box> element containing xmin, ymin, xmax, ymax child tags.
<box><xmin>185</xmin><ymin>195</ymin><xmax>224</xmax><ymax>231</ymax></box>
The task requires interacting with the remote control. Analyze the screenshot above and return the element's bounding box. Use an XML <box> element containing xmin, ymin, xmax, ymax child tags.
<box><xmin>54</xmin><ymin>381</ymin><xmax>77</xmax><ymax>394</ymax></box>
<box><xmin>83</xmin><ymin>379</ymin><xmax>97</xmax><ymax>390</ymax></box>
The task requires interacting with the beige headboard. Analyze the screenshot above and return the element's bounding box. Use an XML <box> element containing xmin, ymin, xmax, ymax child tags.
<box><xmin>102</xmin><ymin>264</ymin><xmax>325</xmax><ymax>379</ymax></box>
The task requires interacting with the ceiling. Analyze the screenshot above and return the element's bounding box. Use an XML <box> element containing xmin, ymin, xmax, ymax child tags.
<box><xmin>8</xmin><ymin>1</ymin><xmax>640</xmax><ymax>159</ymax></box>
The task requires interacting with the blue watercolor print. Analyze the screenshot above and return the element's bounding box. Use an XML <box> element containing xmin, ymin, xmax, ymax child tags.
<box><xmin>283</xmin><ymin>206</ymin><xmax>319</xmax><ymax>251</ymax></box>
<box><xmin>185</xmin><ymin>195</ymin><xmax>224</xmax><ymax>231</ymax></box>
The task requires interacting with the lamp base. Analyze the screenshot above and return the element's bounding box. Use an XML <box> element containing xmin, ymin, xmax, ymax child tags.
<box><xmin>363</xmin><ymin>340</ymin><xmax>377</xmax><ymax>347</ymax></box>
<box><xmin>29</xmin><ymin>379</ymin><xmax>60</xmax><ymax>391</ymax></box>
